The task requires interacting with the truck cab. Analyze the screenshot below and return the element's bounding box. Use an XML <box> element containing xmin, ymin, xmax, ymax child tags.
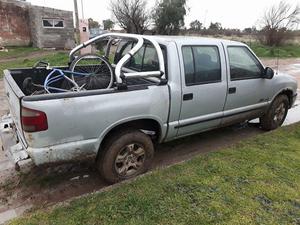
<box><xmin>112</xmin><ymin>36</ymin><xmax>297</xmax><ymax>139</ymax></box>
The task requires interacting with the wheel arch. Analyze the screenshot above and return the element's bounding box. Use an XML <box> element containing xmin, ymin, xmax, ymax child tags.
<box><xmin>273</xmin><ymin>88</ymin><xmax>295</xmax><ymax>108</ymax></box>
<box><xmin>96</xmin><ymin>117</ymin><xmax>164</xmax><ymax>158</ymax></box>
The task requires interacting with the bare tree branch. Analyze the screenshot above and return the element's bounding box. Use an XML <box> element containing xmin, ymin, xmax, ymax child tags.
<box><xmin>259</xmin><ymin>0</ymin><xmax>300</xmax><ymax>46</ymax></box>
<box><xmin>110</xmin><ymin>0</ymin><xmax>150</xmax><ymax>34</ymax></box>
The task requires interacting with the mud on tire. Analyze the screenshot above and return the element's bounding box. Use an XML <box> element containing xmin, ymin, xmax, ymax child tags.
<box><xmin>260</xmin><ymin>95</ymin><xmax>289</xmax><ymax>131</ymax></box>
<box><xmin>97</xmin><ymin>129</ymin><xmax>154</xmax><ymax>184</ymax></box>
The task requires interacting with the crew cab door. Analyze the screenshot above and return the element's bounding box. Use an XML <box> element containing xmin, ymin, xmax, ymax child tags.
<box><xmin>177</xmin><ymin>44</ymin><xmax>227</xmax><ymax>137</ymax></box>
<box><xmin>222</xmin><ymin>44</ymin><xmax>272</xmax><ymax>125</ymax></box>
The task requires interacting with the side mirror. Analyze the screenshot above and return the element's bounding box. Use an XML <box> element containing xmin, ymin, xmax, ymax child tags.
<box><xmin>263</xmin><ymin>67</ymin><xmax>274</xmax><ymax>79</ymax></box>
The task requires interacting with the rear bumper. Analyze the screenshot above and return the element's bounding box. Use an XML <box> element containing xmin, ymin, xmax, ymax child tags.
<box><xmin>0</xmin><ymin>114</ymin><xmax>32</xmax><ymax>170</ymax></box>
<box><xmin>1</xmin><ymin>114</ymin><xmax>99</xmax><ymax>169</ymax></box>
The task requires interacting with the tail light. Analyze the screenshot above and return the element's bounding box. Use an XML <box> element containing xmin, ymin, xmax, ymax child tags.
<box><xmin>21</xmin><ymin>107</ymin><xmax>48</xmax><ymax>132</ymax></box>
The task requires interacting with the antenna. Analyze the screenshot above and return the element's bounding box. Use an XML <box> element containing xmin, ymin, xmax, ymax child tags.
<box><xmin>275</xmin><ymin>29</ymin><xmax>279</xmax><ymax>75</ymax></box>
<box><xmin>276</xmin><ymin>48</ymin><xmax>279</xmax><ymax>75</ymax></box>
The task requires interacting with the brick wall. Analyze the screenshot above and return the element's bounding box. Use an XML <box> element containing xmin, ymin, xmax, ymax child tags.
<box><xmin>0</xmin><ymin>0</ymin><xmax>31</xmax><ymax>46</ymax></box>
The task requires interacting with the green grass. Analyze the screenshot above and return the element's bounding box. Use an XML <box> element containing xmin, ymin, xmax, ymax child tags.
<box><xmin>0</xmin><ymin>52</ymin><xmax>69</xmax><ymax>78</ymax></box>
<box><xmin>9</xmin><ymin>123</ymin><xmax>300</xmax><ymax>225</ymax></box>
<box><xmin>0</xmin><ymin>47</ymin><xmax>40</xmax><ymax>59</ymax></box>
<box><xmin>250</xmin><ymin>43</ymin><xmax>300</xmax><ymax>58</ymax></box>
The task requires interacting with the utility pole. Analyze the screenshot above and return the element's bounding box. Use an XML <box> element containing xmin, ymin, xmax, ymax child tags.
<box><xmin>73</xmin><ymin>0</ymin><xmax>80</xmax><ymax>44</ymax></box>
<box><xmin>81</xmin><ymin>0</ymin><xmax>84</xmax><ymax>19</ymax></box>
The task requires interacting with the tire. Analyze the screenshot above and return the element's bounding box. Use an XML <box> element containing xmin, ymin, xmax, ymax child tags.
<box><xmin>97</xmin><ymin>129</ymin><xmax>154</xmax><ymax>184</ymax></box>
<box><xmin>260</xmin><ymin>95</ymin><xmax>289</xmax><ymax>131</ymax></box>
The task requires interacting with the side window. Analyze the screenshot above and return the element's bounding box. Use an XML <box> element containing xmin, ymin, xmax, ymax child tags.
<box><xmin>182</xmin><ymin>46</ymin><xmax>221</xmax><ymax>85</ymax></box>
<box><xmin>228</xmin><ymin>46</ymin><xmax>264</xmax><ymax>80</ymax></box>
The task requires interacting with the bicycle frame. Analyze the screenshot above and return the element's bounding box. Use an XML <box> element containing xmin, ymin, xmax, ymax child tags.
<box><xmin>69</xmin><ymin>33</ymin><xmax>166</xmax><ymax>84</ymax></box>
<box><xmin>44</xmin><ymin>69</ymin><xmax>90</xmax><ymax>93</ymax></box>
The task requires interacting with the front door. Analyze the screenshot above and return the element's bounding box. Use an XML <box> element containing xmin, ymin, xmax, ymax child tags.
<box><xmin>222</xmin><ymin>45</ymin><xmax>272</xmax><ymax>125</ymax></box>
<box><xmin>177</xmin><ymin>44</ymin><xmax>228</xmax><ymax>137</ymax></box>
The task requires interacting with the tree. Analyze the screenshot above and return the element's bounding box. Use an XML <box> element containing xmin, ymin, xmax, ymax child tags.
<box><xmin>110</xmin><ymin>0</ymin><xmax>150</xmax><ymax>34</ymax></box>
<box><xmin>209</xmin><ymin>22</ymin><xmax>222</xmax><ymax>31</ymax></box>
<box><xmin>152</xmin><ymin>0</ymin><xmax>187</xmax><ymax>35</ymax></box>
<box><xmin>190</xmin><ymin>20</ymin><xmax>202</xmax><ymax>31</ymax></box>
<box><xmin>259</xmin><ymin>1</ymin><xmax>300</xmax><ymax>46</ymax></box>
<box><xmin>103</xmin><ymin>19</ymin><xmax>115</xmax><ymax>30</ymax></box>
<box><xmin>243</xmin><ymin>27</ymin><xmax>253</xmax><ymax>34</ymax></box>
<box><xmin>88</xmin><ymin>18</ymin><xmax>100</xmax><ymax>29</ymax></box>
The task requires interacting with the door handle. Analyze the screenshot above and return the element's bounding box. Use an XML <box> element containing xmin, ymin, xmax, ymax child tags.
<box><xmin>228</xmin><ymin>87</ymin><xmax>236</xmax><ymax>94</ymax></box>
<box><xmin>183</xmin><ymin>93</ymin><xmax>193</xmax><ymax>101</ymax></box>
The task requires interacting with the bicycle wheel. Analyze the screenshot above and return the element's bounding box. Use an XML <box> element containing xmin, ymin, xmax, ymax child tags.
<box><xmin>68</xmin><ymin>54</ymin><xmax>114</xmax><ymax>90</ymax></box>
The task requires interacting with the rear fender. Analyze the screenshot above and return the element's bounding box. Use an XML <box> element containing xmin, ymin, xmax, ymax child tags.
<box><xmin>95</xmin><ymin>116</ymin><xmax>166</xmax><ymax>152</ymax></box>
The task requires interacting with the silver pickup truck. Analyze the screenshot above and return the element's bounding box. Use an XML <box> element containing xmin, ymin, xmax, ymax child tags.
<box><xmin>0</xmin><ymin>33</ymin><xmax>298</xmax><ymax>183</ymax></box>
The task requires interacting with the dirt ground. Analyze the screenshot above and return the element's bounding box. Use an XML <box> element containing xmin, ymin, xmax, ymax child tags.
<box><xmin>263</xmin><ymin>58</ymin><xmax>300</xmax><ymax>84</ymax></box>
<box><xmin>0</xmin><ymin>58</ymin><xmax>299</xmax><ymax>223</ymax></box>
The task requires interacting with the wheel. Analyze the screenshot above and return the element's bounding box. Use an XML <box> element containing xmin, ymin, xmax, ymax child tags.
<box><xmin>97</xmin><ymin>129</ymin><xmax>154</xmax><ymax>184</ymax></box>
<box><xmin>260</xmin><ymin>95</ymin><xmax>289</xmax><ymax>131</ymax></box>
<box><xmin>68</xmin><ymin>54</ymin><xmax>114</xmax><ymax>90</ymax></box>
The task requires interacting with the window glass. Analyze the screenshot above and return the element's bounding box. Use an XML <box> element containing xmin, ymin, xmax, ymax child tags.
<box><xmin>42</xmin><ymin>19</ymin><xmax>53</xmax><ymax>27</ymax></box>
<box><xmin>129</xmin><ymin>46</ymin><xmax>145</xmax><ymax>71</ymax></box>
<box><xmin>228</xmin><ymin>46</ymin><xmax>264</xmax><ymax>80</ymax></box>
<box><xmin>54</xmin><ymin>20</ymin><xmax>64</xmax><ymax>27</ymax></box>
<box><xmin>121</xmin><ymin>42</ymin><xmax>133</xmax><ymax>58</ymax></box>
<box><xmin>115</xmin><ymin>42</ymin><xmax>165</xmax><ymax>73</ymax></box>
<box><xmin>142</xmin><ymin>45</ymin><xmax>159</xmax><ymax>71</ymax></box>
<box><xmin>114</xmin><ymin>41</ymin><xmax>133</xmax><ymax>64</ymax></box>
<box><xmin>182</xmin><ymin>46</ymin><xmax>221</xmax><ymax>85</ymax></box>
<box><xmin>115</xmin><ymin>40</ymin><xmax>127</xmax><ymax>55</ymax></box>
<box><xmin>115</xmin><ymin>41</ymin><xmax>127</xmax><ymax>63</ymax></box>
<box><xmin>182</xmin><ymin>47</ymin><xmax>194</xmax><ymax>84</ymax></box>
<box><xmin>43</xmin><ymin>19</ymin><xmax>64</xmax><ymax>28</ymax></box>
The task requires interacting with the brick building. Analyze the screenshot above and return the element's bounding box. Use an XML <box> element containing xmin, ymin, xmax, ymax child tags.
<box><xmin>0</xmin><ymin>0</ymin><xmax>75</xmax><ymax>49</ymax></box>
<box><xmin>0</xmin><ymin>0</ymin><xmax>31</xmax><ymax>46</ymax></box>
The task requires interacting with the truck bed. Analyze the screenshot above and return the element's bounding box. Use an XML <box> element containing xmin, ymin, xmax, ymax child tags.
<box><xmin>3</xmin><ymin>65</ymin><xmax>170</xmax><ymax>164</ymax></box>
<box><xmin>7</xmin><ymin>67</ymin><xmax>155</xmax><ymax>97</ymax></box>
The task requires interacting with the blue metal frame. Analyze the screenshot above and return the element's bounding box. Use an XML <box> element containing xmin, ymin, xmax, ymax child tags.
<box><xmin>44</xmin><ymin>69</ymin><xmax>91</xmax><ymax>93</ymax></box>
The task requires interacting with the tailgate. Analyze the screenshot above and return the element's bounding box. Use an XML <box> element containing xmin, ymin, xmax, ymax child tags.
<box><xmin>3</xmin><ymin>69</ymin><xmax>27</xmax><ymax>147</ymax></box>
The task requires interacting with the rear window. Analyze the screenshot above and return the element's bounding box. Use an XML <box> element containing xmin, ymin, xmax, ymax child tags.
<box><xmin>114</xmin><ymin>41</ymin><xmax>167</xmax><ymax>73</ymax></box>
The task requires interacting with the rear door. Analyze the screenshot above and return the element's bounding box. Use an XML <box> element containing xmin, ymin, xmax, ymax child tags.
<box><xmin>177</xmin><ymin>43</ymin><xmax>228</xmax><ymax>137</ymax></box>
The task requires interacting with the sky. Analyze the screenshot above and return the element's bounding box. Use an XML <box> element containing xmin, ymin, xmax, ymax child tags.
<box><xmin>27</xmin><ymin>0</ymin><xmax>299</xmax><ymax>29</ymax></box>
